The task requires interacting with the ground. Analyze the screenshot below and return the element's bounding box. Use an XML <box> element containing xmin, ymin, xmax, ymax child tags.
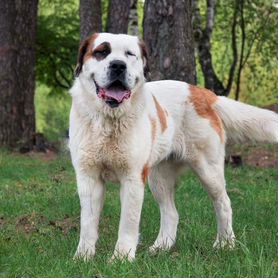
<box><xmin>0</xmin><ymin>145</ymin><xmax>277</xmax><ymax>278</ymax></box>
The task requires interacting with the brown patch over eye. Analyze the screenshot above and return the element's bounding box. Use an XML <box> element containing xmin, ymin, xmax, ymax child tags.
<box><xmin>92</xmin><ymin>42</ymin><xmax>111</xmax><ymax>61</ymax></box>
<box><xmin>188</xmin><ymin>84</ymin><xmax>224</xmax><ymax>142</ymax></box>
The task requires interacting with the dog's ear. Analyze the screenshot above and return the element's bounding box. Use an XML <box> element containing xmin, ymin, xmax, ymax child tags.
<box><xmin>75</xmin><ymin>38</ymin><xmax>90</xmax><ymax>77</ymax></box>
<box><xmin>75</xmin><ymin>33</ymin><xmax>98</xmax><ymax>77</ymax></box>
<box><xmin>138</xmin><ymin>40</ymin><xmax>150</xmax><ymax>81</ymax></box>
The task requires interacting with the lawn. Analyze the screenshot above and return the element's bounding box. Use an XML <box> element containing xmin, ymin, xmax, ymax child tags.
<box><xmin>0</xmin><ymin>149</ymin><xmax>277</xmax><ymax>278</ymax></box>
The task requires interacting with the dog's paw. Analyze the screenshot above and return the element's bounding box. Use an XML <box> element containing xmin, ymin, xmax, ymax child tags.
<box><xmin>213</xmin><ymin>235</ymin><xmax>235</xmax><ymax>249</ymax></box>
<box><xmin>73</xmin><ymin>244</ymin><xmax>95</xmax><ymax>261</ymax></box>
<box><xmin>109</xmin><ymin>244</ymin><xmax>135</xmax><ymax>263</ymax></box>
<box><xmin>149</xmin><ymin>238</ymin><xmax>174</xmax><ymax>254</ymax></box>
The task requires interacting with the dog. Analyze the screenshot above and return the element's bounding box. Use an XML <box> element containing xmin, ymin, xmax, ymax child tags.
<box><xmin>69</xmin><ymin>33</ymin><xmax>278</xmax><ymax>261</ymax></box>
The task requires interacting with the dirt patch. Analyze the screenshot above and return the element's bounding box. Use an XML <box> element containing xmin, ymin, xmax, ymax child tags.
<box><xmin>244</xmin><ymin>148</ymin><xmax>277</xmax><ymax>168</ymax></box>
<box><xmin>49</xmin><ymin>216</ymin><xmax>78</xmax><ymax>235</ymax></box>
<box><xmin>16</xmin><ymin>212</ymin><xmax>45</xmax><ymax>234</ymax></box>
<box><xmin>15</xmin><ymin>213</ymin><xmax>78</xmax><ymax>235</ymax></box>
<box><xmin>226</xmin><ymin>143</ymin><xmax>277</xmax><ymax>168</ymax></box>
<box><xmin>26</xmin><ymin>149</ymin><xmax>58</xmax><ymax>161</ymax></box>
<box><xmin>0</xmin><ymin>216</ymin><xmax>5</xmax><ymax>229</ymax></box>
<box><xmin>10</xmin><ymin>149</ymin><xmax>58</xmax><ymax>162</ymax></box>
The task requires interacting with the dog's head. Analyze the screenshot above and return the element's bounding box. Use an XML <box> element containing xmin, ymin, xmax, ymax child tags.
<box><xmin>74</xmin><ymin>33</ymin><xmax>149</xmax><ymax>112</ymax></box>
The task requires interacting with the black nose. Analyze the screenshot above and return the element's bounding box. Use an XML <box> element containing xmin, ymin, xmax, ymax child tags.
<box><xmin>109</xmin><ymin>60</ymin><xmax>126</xmax><ymax>76</ymax></box>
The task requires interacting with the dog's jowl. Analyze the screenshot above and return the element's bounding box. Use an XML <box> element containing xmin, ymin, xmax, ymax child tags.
<box><xmin>69</xmin><ymin>33</ymin><xmax>278</xmax><ymax>261</ymax></box>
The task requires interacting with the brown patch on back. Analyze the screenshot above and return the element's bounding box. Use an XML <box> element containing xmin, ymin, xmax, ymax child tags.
<box><xmin>152</xmin><ymin>95</ymin><xmax>168</xmax><ymax>133</ymax></box>
<box><xmin>141</xmin><ymin>164</ymin><xmax>150</xmax><ymax>184</ymax></box>
<box><xmin>149</xmin><ymin>115</ymin><xmax>157</xmax><ymax>143</ymax></box>
<box><xmin>188</xmin><ymin>84</ymin><xmax>224</xmax><ymax>142</ymax></box>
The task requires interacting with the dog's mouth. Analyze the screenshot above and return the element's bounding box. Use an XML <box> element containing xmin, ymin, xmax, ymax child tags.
<box><xmin>94</xmin><ymin>80</ymin><xmax>131</xmax><ymax>108</ymax></box>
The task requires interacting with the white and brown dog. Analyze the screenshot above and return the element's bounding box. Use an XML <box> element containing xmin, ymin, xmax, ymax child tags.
<box><xmin>69</xmin><ymin>33</ymin><xmax>278</xmax><ymax>261</ymax></box>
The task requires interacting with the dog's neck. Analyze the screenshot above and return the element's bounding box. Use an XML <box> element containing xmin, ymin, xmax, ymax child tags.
<box><xmin>98</xmin><ymin>86</ymin><xmax>146</xmax><ymax>136</ymax></box>
<box><xmin>71</xmin><ymin>80</ymin><xmax>146</xmax><ymax>137</ymax></box>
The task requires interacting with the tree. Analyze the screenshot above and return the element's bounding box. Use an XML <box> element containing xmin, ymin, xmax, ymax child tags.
<box><xmin>106</xmin><ymin>0</ymin><xmax>131</xmax><ymax>34</ymax></box>
<box><xmin>80</xmin><ymin>0</ymin><xmax>102</xmax><ymax>40</ymax></box>
<box><xmin>143</xmin><ymin>0</ymin><xmax>196</xmax><ymax>84</ymax></box>
<box><xmin>193</xmin><ymin>0</ymin><xmax>228</xmax><ymax>95</ymax></box>
<box><xmin>193</xmin><ymin>0</ymin><xmax>276</xmax><ymax>98</ymax></box>
<box><xmin>128</xmin><ymin>0</ymin><xmax>139</xmax><ymax>36</ymax></box>
<box><xmin>0</xmin><ymin>0</ymin><xmax>38</xmax><ymax>147</ymax></box>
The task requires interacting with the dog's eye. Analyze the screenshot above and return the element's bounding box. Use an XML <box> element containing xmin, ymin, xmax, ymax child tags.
<box><xmin>93</xmin><ymin>50</ymin><xmax>109</xmax><ymax>59</ymax></box>
<box><xmin>126</xmin><ymin>51</ymin><xmax>136</xmax><ymax>57</ymax></box>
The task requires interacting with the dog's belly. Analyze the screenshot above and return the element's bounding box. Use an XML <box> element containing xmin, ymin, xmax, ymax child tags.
<box><xmin>100</xmin><ymin>164</ymin><xmax>119</xmax><ymax>183</ymax></box>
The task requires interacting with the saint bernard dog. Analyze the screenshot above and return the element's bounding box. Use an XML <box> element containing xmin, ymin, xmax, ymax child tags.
<box><xmin>69</xmin><ymin>33</ymin><xmax>278</xmax><ymax>261</ymax></box>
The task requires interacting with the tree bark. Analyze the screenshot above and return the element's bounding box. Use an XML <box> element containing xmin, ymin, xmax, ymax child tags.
<box><xmin>128</xmin><ymin>0</ymin><xmax>139</xmax><ymax>36</ymax></box>
<box><xmin>193</xmin><ymin>0</ymin><xmax>228</xmax><ymax>95</ymax></box>
<box><xmin>106</xmin><ymin>0</ymin><xmax>131</xmax><ymax>34</ymax></box>
<box><xmin>234</xmin><ymin>0</ymin><xmax>245</xmax><ymax>100</ymax></box>
<box><xmin>143</xmin><ymin>0</ymin><xmax>196</xmax><ymax>84</ymax></box>
<box><xmin>0</xmin><ymin>0</ymin><xmax>38</xmax><ymax>147</ymax></box>
<box><xmin>80</xmin><ymin>0</ymin><xmax>102</xmax><ymax>41</ymax></box>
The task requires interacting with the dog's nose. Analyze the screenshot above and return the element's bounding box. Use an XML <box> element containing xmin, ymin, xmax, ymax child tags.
<box><xmin>109</xmin><ymin>60</ymin><xmax>126</xmax><ymax>75</ymax></box>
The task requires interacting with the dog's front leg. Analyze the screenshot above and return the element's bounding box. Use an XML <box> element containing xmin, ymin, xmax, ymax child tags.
<box><xmin>113</xmin><ymin>176</ymin><xmax>144</xmax><ymax>261</ymax></box>
<box><xmin>74</xmin><ymin>171</ymin><xmax>105</xmax><ymax>260</ymax></box>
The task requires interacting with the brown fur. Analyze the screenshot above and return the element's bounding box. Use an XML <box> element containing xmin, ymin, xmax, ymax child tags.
<box><xmin>189</xmin><ymin>85</ymin><xmax>224</xmax><ymax>142</ymax></box>
<box><xmin>75</xmin><ymin>33</ymin><xmax>99</xmax><ymax>76</ymax></box>
<box><xmin>138</xmin><ymin>40</ymin><xmax>150</xmax><ymax>79</ymax></box>
<box><xmin>83</xmin><ymin>33</ymin><xmax>99</xmax><ymax>62</ymax></box>
<box><xmin>149</xmin><ymin>115</ymin><xmax>157</xmax><ymax>143</ymax></box>
<box><xmin>141</xmin><ymin>164</ymin><xmax>149</xmax><ymax>184</ymax></box>
<box><xmin>152</xmin><ymin>95</ymin><xmax>168</xmax><ymax>133</ymax></box>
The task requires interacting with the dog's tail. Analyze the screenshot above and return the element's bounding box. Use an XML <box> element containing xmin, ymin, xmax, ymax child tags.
<box><xmin>214</xmin><ymin>97</ymin><xmax>278</xmax><ymax>143</ymax></box>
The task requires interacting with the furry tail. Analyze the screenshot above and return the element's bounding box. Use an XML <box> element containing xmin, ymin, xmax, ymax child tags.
<box><xmin>214</xmin><ymin>97</ymin><xmax>278</xmax><ymax>143</ymax></box>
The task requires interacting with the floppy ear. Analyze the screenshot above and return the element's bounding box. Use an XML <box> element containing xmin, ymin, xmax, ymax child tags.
<box><xmin>138</xmin><ymin>40</ymin><xmax>150</xmax><ymax>81</ymax></box>
<box><xmin>74</xmin><ymin>38</ymin><xmax>90</xmax><ymax>77</ymax></box>
<box><xmin>74</xmin><ymin>33</ymin><xmax>98</xmax><ymax>77</ymax></box>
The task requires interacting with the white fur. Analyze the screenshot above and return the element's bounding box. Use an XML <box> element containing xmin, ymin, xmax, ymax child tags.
<box><xmin>69</xmin><ymin>33</ymin><xmax>277</xmax><ymax>261</ymax></box>
<box><xmin>214</xmin><ymin>97</ymin><xmax>278</xmax><ymax>143</ymax></box>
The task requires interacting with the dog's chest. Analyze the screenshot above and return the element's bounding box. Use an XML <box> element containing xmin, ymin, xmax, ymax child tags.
<box><xmin>77</xmin><ymin>129</ymin><xmax>132</xmax><ymax>178</ymax></box>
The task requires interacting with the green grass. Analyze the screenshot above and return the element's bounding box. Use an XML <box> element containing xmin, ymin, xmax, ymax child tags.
<box><xmin>0</xmin><ymin>149</ymin><xmax>277</xmax><ymax>278</ymax></box>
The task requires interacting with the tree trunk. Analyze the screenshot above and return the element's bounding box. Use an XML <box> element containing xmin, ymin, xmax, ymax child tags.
<box><xmin>0</xmin><ymin>0</ymin><xmax>38</xmax><ymax>147</ymax></box>
<box><xmin>193</xmin><ymin>0</ymin><xmax>228</xmax><ymax>95</ymax></box>
<box><xmin>80</xmin><ymin>0</ymin><xmax>102</xmax><ymax>41</ymax></box>
<box><xmin>143</xmin><ymin>0</ymin><xmax>196</xmax><ymax>84</ymax></box>
<box><xmin>128</xmin><ymin>0</ymin><xmax>139</xmax><ymax>36</ymax></box>
<box><xmin>106</xmin><ymin>0</ymin><xmax>131</xmax><ymax>34</ymax></box>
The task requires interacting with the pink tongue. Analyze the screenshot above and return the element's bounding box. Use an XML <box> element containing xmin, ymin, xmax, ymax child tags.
<box><xmin>104</xmin><ymin>89</ymin><xmax>131</xmax><ymax>102</ymax></box>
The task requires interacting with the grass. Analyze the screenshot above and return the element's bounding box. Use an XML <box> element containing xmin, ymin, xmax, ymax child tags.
<box><xmin>0</xmin><ymin>149</ymin><xmax>277</xmax><ymax>278</ymax></box>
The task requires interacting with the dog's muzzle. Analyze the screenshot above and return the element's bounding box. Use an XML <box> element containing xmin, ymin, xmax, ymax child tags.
<box><xmin>94</xmin><ymin>79</ymin><xmax>131</xmax><ymax>108</ymax></box>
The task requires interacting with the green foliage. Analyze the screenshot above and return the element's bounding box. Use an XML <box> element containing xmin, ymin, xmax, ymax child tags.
<box><xmin>0</xmin><ymin>150</ymin><xmax>277</xmax><ymax>277</ymax></box>
<box><xmin>203</xmin><ymin>0</ymin><xmax>277</xmax><ymax>105</ymax></box>
<box><xmin>137</xmin><ymin>0</ymin><xmax>144</xmax><ymax>37</ymax></box>
<box><xmin>35</xmin><ymin>84</ymin><xmax>71</xmax><ymax>141</ymax></box>
<box><xmin>35</xmin><ymin>0</ymin><xmax>79</xmax><ymax>140</ymax></box>
<box><xmin>36</xmin><ymin>0</ymin><xmax>79</xmax><ymax>92</ymax></box>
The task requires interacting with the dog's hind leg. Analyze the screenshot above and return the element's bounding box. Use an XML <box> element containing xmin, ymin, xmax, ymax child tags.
<box><xmin>149</xmin><ymin>160</ymin><xmax>181</xmax><ymax>252</ymax></box>
<box><xmin>190</xmin><ymin>148</ymin><xmax>235</xmax><ymax>249</ymax></box>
